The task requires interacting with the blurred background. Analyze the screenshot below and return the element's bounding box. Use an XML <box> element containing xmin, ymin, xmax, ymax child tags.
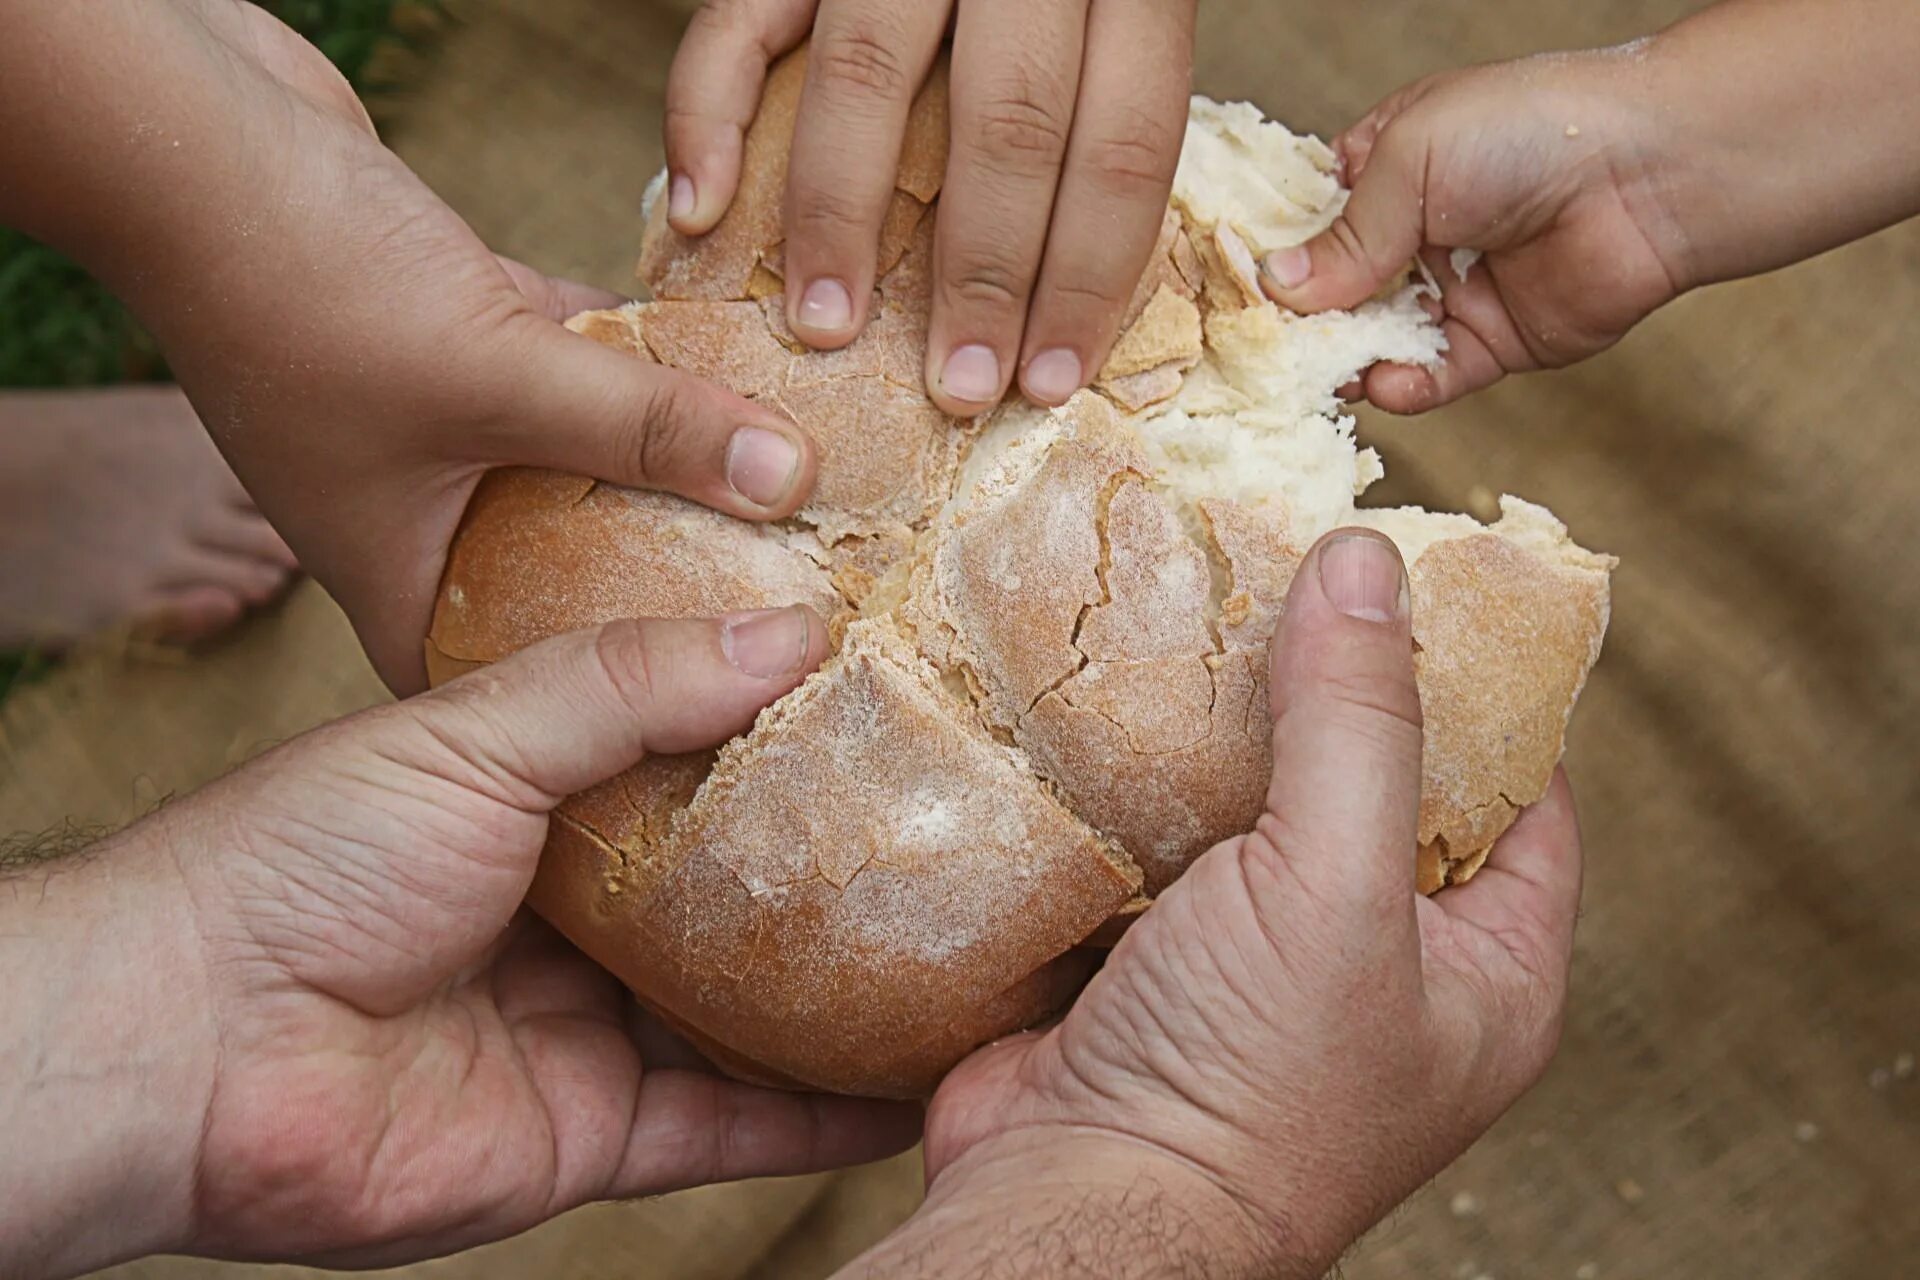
<box><xmin>4</xmin><ymin>0</ymin><xmax>1916</xmax><ymax>1276</ymax></box>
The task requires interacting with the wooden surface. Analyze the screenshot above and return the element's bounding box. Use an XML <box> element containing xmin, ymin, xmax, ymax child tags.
<box><xmin>3</xmin><ymin>0</ymin><xmax>1913</xmax><ymax>1276</ymax></box>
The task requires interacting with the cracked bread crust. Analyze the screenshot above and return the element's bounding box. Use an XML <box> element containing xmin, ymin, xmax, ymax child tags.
<box><xmin>528</xmin><ymin>621</ymin><xmax>1139</xmax><ymax>1098</ymax></box>
<box><xmin>424</xmin><ymin>47</ymin><xmax>1615</xmax><ymax>1097</ymax></box>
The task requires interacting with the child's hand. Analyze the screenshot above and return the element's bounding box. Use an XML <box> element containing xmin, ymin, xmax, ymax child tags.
<box><xmin>1263</xmin><ymin>0</ymin><xmax>1920</xmax><ymax>415</ymax></box>
<box><xmin>664</xmin><ymin>1</ymin><xmax>1198</xmax><ymax>415</ymax></box>
<box><xmin>1</xmin><ymin>1</ymin><xmax>819</xmax><ymax>694</ymax></box>
<box><xmin>1259</xmin><ymin>50</ymin><xmax>1690</xmax><ymax>414</ymax></box>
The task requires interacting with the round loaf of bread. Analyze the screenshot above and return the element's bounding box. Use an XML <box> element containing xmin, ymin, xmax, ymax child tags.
<box><xmin>426</xmin><ymin>51</ymin><xmax>1615</xmax><ymax>1099</ymax></box>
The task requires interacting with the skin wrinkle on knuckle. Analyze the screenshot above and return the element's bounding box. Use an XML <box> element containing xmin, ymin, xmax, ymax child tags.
<box><xmin>1296</xmin><ymin>656</ymin><xmax>1424</xmax><ymax>732</ymax></box>
<box><xmin>799</xmin><ymin>1093</ymin><xmax>830</xmax><ymax>1167</ymax></box>
<box><xmin>1328</xmin><ymin>213</ymin><xmax>1377</xmax><ymax>278</ymax></box>
<box><xmin>626</xmin><ymin>375</ymin><xmax>705</xmax><ymax>488</ymax></box>
<box><xmin>1237</xmin><ymin>813</ymin><xmax>1345</xmax><ymax>938</ymax></box>
<box><xmin>789</xmin><ymin>180</ymin><xmax>876</xmax><ymax>239</ymax></box>
<box><xmin>944</xmin><ymin>247</ymin><xmax>1031</xmax><ymax>313</ymax></box>
<box><xmin>1034</xmin><ymin>260</ymin><xmax>1131</xmax><ymax>312</ymax></box>
<box><xmin>967</xmin><ymin>86</ymin><xmax>1074</xmax><ymax>174</ymax></box>
<box><xmin>591</xmin><ymin>620</ymin><xmax>664</xmax><ymax>725</ymax></box>
<box><xmin>813</xmin><ymin>21</ymin><xmax>915</xmax><ymax>102</ymax></box>
<box><xmin>662</xmin><ymin>102</ymin><xmax>737</xmax><ymax>137</ymax></box>
<box><xmin>1079</xmin><ymin>125</ymin><xmax>1180</xmax><ymax>200</ymax></box>
<box><xmin>709</xmin><ymin>1081</ymin><xmax>744</xmax><ymax>1183</ymax></box>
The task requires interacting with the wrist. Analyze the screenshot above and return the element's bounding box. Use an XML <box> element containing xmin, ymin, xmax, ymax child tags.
<box><xmin>1519</xmin><ymin>43</ymin><xmax>1705</xmax><ymax>301</ymax></box>
<box><xmin>1633</xmin><ymin>0</ymin><xmax>1920</xmax><ymax>289</ymax></box>
<box><xmin>0</xmin><ymin>815</ymin><xmax>218</xmax><ymax>1279</ymax></box>
<box><xmin>845</xmin><ymin>1128</ymin><xmax>1311</xmax><ymax>1280</ymax></box>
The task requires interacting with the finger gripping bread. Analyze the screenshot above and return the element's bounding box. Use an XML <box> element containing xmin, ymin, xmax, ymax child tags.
<box><xmin>427</xmin><ymin>49</ymin><xmax>1615</xmax><ymax>1098</ymax></box>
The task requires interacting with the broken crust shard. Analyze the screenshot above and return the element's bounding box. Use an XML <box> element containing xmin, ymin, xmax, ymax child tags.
<box><xmin>425</xmin><ymin>50</ymin><xmax>1616</xmax><ymax>1099</ymax></box>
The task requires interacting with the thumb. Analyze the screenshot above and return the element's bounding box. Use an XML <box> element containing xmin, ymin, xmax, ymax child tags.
<box><xmin>207</xmin><ymin>609</ymin><xmax>826</xmax><ymax>1014</ymax></box>
<box><xmin>409</xmin><ymin>606</ymin><xmax>828</xmax><ymax>807</ymax></box>
<box><xmin>1259</xmin><ymin>117</ymin><xmax>1430</xmax><ymax>315</ymax></box>
<box><xmin>492</xmin><ymin>316</ymin><xmax>819</xmax><ymax>522</ymax></box>
<box><xmin>1251</xmin><ymin>530</ymin><xmax>1424</xmax><ymax>927</ymax></box>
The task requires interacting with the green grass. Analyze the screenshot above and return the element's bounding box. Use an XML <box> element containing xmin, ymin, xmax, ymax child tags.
<box><xmin>270</xmin><ymin>0</ymin><xmax>440</xmax><ymax>89</ymax></box>
<box><xmin>1</xmin><ymin>1</ymin><xmax>432</xmax><ymax>694</ymax></box>
<box><xmin>0</xmin><ymin>231</ymin><xmax>168</xmax><ymax>388</ymax></box>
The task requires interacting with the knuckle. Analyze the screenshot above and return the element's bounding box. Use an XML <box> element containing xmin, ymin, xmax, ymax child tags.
<box><xmin>1315</xmin><ymin>664</ymin><xmax>1425</xmax><ymax>734</ymax></box>
<box><xmin>1328</xmin><ymin>214</ymin><xmax>1377</xmax><ymax>273</ymax></box>
<box><xmin>813</xmin><ymin>24</ymin><xmax>915</xmax><ymax>101</ymax></box>
<box><xmin>662</xmin><ymin>102</ymin><xmax>725</xmax><ymax>136</ymax></box>
<box><xmin>943</xmin><ymin>246</ymin><xmax>1033</xmax><ymax>315</ymax></box>
<box><xmin>1248</xmin><ymin>811</ymin><xmax>1307</xmax><ymax>875</ymax></box>
<box><xmin>788</xmin><ymin>179</ymin><xmax>874</xmax><ymax>240</ymax></box>
<box><xmin>624</xmin><ymin>375</ymin><xmax>707</xmax><ymax>486</ymax></box>
<box><xmin>592</xmin><ymin>619</ymin><xmax>663</xmax><ymax>716</ymax></box>
<box><xmin>968</xmin><ymin>85</ymin><xmax>1073</xmax><ymax>171</ymax></box>
<box><xmin>1078</xmin><ymin>117</ymin><xmax>1181</xmax><ymax>199</ymax></box>
<box><xmin>1038</xmin><ymin>271</ymin><xmax>1130</xmax><ymax>316</ymax></box>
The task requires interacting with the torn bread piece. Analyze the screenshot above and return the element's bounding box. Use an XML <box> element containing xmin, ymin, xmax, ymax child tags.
<box><xmin>429</xmin><ymin>50</ymin><xmax>1615</xmax><ymax>1098</ymax></box>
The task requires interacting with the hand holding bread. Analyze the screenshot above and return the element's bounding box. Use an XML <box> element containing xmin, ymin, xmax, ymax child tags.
<box><xmin>430</xmin><ymin>49</ymin><xmax>1617</xmax><ymax>1098</ymax></box>
<box><xmin>0</xmin><ymin>603</ymin><xmax>927</xmax><ymax>1277</ymax></box>
<box><xmin>1261</xmin><ymin>0</ymin><xmax>1920</xmax><ymax>412</ymax></box>
<box><xmin>0</xmin><ymin>0</ymin><xmax>820</xmax><ymax>693</ymax></box>
<box><xmin>663</xmin><ymin>0</ymin><xmax>1199</xmax><ymax>414</ymax></box>
<box><xmin>846</xmin><ymin>529</ymin><xmax>1584</xmax><ymax>1279</ymax></box>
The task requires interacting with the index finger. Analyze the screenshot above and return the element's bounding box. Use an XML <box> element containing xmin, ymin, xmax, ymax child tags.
<box><xmin>1429</xmin><ymin>767</ymin><xmax>1585</xmax><ymax>990</ymax></box>
<box><xmin>663</xmin><ymin>0</ymin><xmax>818</xmax><ymax>235</ymax></box>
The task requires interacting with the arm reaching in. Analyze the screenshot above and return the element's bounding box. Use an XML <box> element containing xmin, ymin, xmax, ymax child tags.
<box><xmin>0</xmin><ymin>0</ymin><xmax>820</xmax><ymax>690</ymax></box>
<box><xmin>1259</xmin><ymin>0</ymin><xmax>1920</xmax><ymax>412</ymax></box>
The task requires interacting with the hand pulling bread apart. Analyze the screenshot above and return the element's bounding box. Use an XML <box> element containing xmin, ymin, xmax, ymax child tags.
<box><xmin>427</xmin><ymin>48</ymin><xmax>1615</xmax><ymax>1099</ymax></box>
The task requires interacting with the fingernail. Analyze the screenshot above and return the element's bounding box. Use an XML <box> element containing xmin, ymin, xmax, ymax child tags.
<box><xmin>1317</xmin><ymin>531</ymin><xmax>1408</xmax><ymax>624</ymax></box>
<box><xmin>725</xmin><ymin>425</ymin><xmax>801</xmax><ymax>508</ymax></box>
<box><xmin>1264</xmin><ymin>246</ymin><xmax>1313</xmax><ymax>291</ymax></box>
<box><xmin>796</xmin><ymin>278</ymin><xmax>853</xmax><ymax>334</ymax></box>
<box><xmin>939</xmin><ymin>344</ymin><xmax>1001</xmax><ymax>404</ymax></box>
<box><xmin>721</xmin><ymin>606</ymin><xmax>812</xmax><ymax>679</ymax></box>
<box><xmin>668</xmin><ymin>173</ymin><xmax>696</xmax><ymax>221</ymax></box>
<box><xmin>1023</xmin><ymin>348</ymin><xmax>1083</xmax><ymax>404</ymax></box>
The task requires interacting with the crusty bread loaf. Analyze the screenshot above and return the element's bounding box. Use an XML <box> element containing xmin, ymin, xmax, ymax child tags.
<box><xmin>427</xmin><ymin>49</ymin><xmax>1616</xmax><ymax>1098</ymax></box>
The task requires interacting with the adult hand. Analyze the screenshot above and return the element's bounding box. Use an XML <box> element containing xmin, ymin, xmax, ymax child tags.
<box><xmin>844</xmin><ymin>530</ymin><xmax>1584</xmax><ymax>1278</ymax></box>
<box><xmin>0</xmin><ymin>0</ymin><xmax>820</xmax><ymax>692</ymax></box>
<box><xmin>1</xmin><ymin>605</ymin><xmax>919</xmax><ymax>1280</ymax></box>
<box><xmin>664</xmin><ymin>0</ymin><xmax>1198</xmax><ymax>414</ymax></box>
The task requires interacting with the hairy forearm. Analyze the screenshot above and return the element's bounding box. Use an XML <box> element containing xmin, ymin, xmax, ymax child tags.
<box><xmin>837</xmin><ymin>1131</ymin><xmax>1298</xmax><ymax>1280</ymax></box>
<box><xmin>0</xmin><ymin>822</ymin><xmax>215</xmax><ymax>1280</ymax></box>
<box><xmin>1642</xmin><ymin>0</ymin><xmax>1920</xmax><ymax>287</ymax></box>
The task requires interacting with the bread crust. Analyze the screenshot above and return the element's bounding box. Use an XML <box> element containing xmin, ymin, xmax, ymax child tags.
<box><xmin>526</xmin><ymin>622</ymin><xmax>1139</xmax><ymax>1098</ymax></box>
<box><xmin>426</xmin><ymin>47</ymin><xmax>1616</xmax><ymax>1097</ymax></box>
